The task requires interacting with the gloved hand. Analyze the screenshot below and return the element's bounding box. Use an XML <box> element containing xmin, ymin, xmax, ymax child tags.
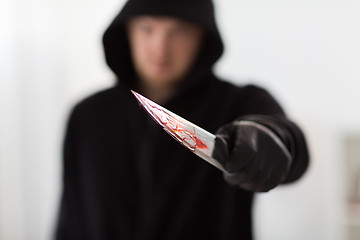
<box><xmin>213</xmin><ymin>120</ymin><xmax>292</xmax><ymax>192</ymax></box>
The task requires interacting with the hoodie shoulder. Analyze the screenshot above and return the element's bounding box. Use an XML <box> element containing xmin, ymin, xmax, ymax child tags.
<box><xmin>210</xmin><ymin>80</ymin><xmax>285</xmax><ymax>116</ymax></box>
<box><xmin>70</xmin><ymin>87</ymin><xmax>135</xmax><ymax>118</ymax></box>
<box><xmin>75</xmin><ymin>87</ymin><xmax>118</xmax><ymax>109</ymax></box>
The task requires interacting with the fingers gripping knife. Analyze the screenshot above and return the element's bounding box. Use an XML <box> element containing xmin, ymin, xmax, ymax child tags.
<box><xmin>131</xmin><ymin>90</ymin><xmax>227</xmax><ymax>173</ymax></box>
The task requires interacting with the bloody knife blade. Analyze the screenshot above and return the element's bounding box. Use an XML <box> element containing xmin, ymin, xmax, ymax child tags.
<box><xmin>131</xmin><ymin>90</ymin><xmax>227</xmax><ymax>173</ymax></box>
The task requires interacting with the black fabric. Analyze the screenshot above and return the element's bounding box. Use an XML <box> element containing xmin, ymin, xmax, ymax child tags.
<box><xmin>56</xmin><ymin>0</ymin><xmax>309</xmax><ymax>239</ymax></box>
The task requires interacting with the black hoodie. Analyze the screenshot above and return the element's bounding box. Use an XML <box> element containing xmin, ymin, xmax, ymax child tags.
<box><xmin>56</xmin><ymin>0</ymin><xmax>309</xmax><ymax>239</ymax></box>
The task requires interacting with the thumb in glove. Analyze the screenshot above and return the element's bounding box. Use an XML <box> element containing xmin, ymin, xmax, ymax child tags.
<box><xmin>213</xmin><ymin>120</ymin><xmax>292</xmax><ymax>192</ymax></box>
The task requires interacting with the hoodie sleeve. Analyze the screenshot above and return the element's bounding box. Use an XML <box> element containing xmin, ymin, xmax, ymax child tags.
<box><xmin>55</xmin><ymin>106</ymin><xmax>85</xmax><ymax>239</ymax></box>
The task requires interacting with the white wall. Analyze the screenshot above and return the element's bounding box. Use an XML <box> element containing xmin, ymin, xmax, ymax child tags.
<box><xmin>0</xmin><ymin>1</ymin><xmax>123</xmax><ymax>239</ymax></box>
<box><xmin>214</xmin><ymin>1</ymin><xmax>360</xmax><ymax>239</ymax></box>
<box><xmin>1</xmin><ymin>0</ymin><xmax>359</xmax><ymax>239</ymax></box>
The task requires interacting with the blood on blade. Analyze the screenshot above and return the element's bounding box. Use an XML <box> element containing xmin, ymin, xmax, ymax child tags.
<box><xmin>133</xmin><ymin>90</ymin><xmax>208</xmax><ymax>150</ymax></box>
<box><xmin>147</xmin><ymin>99</ymin><xmax>207</xmax><ymax>150</ymax></box>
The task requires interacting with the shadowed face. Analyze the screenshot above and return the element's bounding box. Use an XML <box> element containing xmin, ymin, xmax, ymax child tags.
<box><xmin>127</xmin><ymin>16</ymin><xmax>204</xmax><ymax>89</ymax></box>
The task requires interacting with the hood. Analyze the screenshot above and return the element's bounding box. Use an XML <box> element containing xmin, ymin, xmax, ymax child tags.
<box><xmin>103</xmin><ymin>0</ymin><xmax>224</xmax><ymax>89</ymax></box>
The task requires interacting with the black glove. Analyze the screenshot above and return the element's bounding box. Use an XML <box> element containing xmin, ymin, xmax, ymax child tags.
<box><xmin>213</xmin><ymin>119</ymin><xmax>292</xmax><ymax>192</ymax></box>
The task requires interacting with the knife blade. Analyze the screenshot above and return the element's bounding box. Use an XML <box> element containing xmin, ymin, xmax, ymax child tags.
<box><xmin>131</xmin><ymin>90</ymin><xmax>227</xmax><ymax>173</ymax></box>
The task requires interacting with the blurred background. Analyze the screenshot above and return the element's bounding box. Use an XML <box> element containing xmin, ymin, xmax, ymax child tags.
<box><xmin>1</xmin><ymin>0</ymin><xmax>359</xmax><ymax>239</ymax></box>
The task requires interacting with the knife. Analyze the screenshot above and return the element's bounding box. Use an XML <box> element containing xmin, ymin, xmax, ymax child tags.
<box><xmin>131</xmin><ymin>90</ymin><xmax>227</xmax><ymax>173</ymax></box>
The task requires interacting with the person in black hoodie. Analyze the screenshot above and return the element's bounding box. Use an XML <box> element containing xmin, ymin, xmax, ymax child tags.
<box><xmin>56</xmin><ymin>0</ymin><xmax>309</xmax><ymax>239</ymax></box>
